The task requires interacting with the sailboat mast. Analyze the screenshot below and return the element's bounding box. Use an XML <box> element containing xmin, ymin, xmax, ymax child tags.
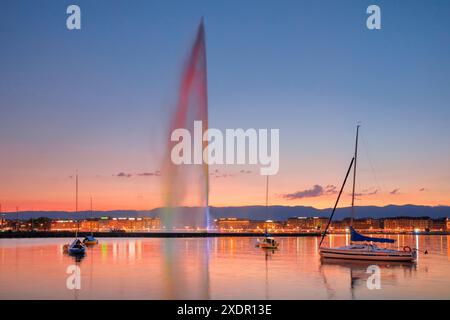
<box><xmin>350</xmin><ymin>125</ymin><xmax>360</xmax><ymax>227</ymax></box>
<box><xmin>319</xmin><ymin>157</ymin><xmax>355</xmax><ymax>247</ymax></box>
<box><xmin>75</xmin><ymin>173</ymin><xmax>78</xmax><ymax>214</ymax></box>
<box><xmin>90</xmin><ymin>196</ymin><xmax>94</xmax><ymax>235</ymax></box>
<box><xmin>76</xmin><ymin>173</ymin><xmax>79</xmax><ymax>237</ymax></box>
<box><xmin>265</xmin><ymin>175</ymin><xmax>269</xmax><ymax>235</ymax></box>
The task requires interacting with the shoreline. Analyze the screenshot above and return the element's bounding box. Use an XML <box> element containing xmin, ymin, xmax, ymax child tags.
<box><xmin>0</xmin><ymin>231</ymin><xmax>448</xmax><ymax>239</ymax></box>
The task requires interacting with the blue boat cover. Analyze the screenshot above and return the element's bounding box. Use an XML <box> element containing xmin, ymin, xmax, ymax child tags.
<box><xmin>350</xmin><ymin>227</ymin><xmax>395</xmax><ymax>243</ymax></box>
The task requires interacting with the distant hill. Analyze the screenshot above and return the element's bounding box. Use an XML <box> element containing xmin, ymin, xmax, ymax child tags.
<box><xmin>2</xmin><ymin>205</ymin><xmax>450</xmax><ymax>221</ymax></box>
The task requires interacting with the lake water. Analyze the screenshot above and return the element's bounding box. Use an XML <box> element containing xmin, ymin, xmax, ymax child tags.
<box><xmin>1</xmin><ymin>235</ymin><xmax>450</xmax><ymax>299</ymax></box>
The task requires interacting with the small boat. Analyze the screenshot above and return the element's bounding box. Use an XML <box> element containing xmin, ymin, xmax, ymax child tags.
<box><xmin>83</xmin><ymin>198</ymin><xmax>98</xmax><ymax>245</ymax></box>
<box><xmin>256</xmin><ymin>177</ymin><xmax>279</xmax><ymax>250</ymax></box>
<box><xmin>83</xmin><ymin>234</ymin><xmax>98</xmax><ymax>245</ymax></box>
<box><xmin>319</xmin><ymin>126</ymin><xmax>417</xmax><ymax>262</ymax></box>
<box><xmin>257</xmin><ymin>236</ymin><xmax>279</xmax><ymax>249</ymax></box>
<box><xmin>257</xmin><ymin>229</ymin><xmax>279</xmax><ymax>249</ymax></box>
<box><xmin>65</xmin><ymin>173</ymin><xmax>86</xmax><ymax>256</ymax></box>
<box><xmin>68</xmin><ymin>239</ymin><xmax>86</xmax><ymax>255</ymax></box>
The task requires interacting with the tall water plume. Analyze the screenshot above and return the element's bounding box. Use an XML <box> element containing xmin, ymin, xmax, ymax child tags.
<box><xmin>160</xmin><ymin>19</ymin><xmax>210</xmax><ymax>230</ymax></box>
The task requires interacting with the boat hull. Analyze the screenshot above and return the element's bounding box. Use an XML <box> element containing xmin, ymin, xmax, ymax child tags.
<box><xmin>68</xmin><ymin>247</ymin><xmax>85</xmax><ymax>255</ymax></box>
<box><xmin>256</xmin><ymin>237</ymin><xmax>279</xmax><ymax>250</ymax></box>
<box><xmin>83</xmin><ymin>240</ymin><xmax>98</xmax><ymax>245</ymax></box>
<box><xmin>320</xmin><ymin>248</ymin><xmax>415</xmax><ymax>262</ymax></box>
<box><xmin>67</xmin><ymin>239</ymin><xmax>86</xmax><ymax>255</ymax></box>
<box><xmin>256</xmin><ymin>243</ymin><xmax>279</xmax><ymax>250</ymax></box>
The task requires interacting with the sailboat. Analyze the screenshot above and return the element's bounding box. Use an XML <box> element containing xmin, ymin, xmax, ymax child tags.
<box><xmin>83</xmin><ymin>196</ymin><xmax>98</xmax><ymax>246</ymax></box>
<box><xmin>256</xmin><ymin>230</ymin><xmax>279</xmax><ymax>249</ymax></box>
<box><xmin>67</xmin><ymin>173</ymin><xmax>86</xmax><ymax>256</ymax></box>
<box><xmin>319</xmin><ymin>126</ymin><xmax>416</xmax><ymax>262</ymax></box>
<box><xmin>256</xmin><ymin>176</ymin><xmax>279</xmax><ymax>250</ymax></box>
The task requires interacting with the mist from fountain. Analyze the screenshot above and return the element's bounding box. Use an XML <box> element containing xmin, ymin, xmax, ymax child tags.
<box><xmin>160</xmin><ymin>19</ymin><xmax>210</xmax><ymax>231</ymax></box>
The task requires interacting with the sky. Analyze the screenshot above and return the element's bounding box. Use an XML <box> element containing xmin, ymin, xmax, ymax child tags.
<box><xmin>0</xmin><ymin>0</ymin><xmax>449</xmax><ymax>212</ymax></box>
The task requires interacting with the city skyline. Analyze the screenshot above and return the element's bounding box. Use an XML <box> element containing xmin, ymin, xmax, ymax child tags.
<box><xmin>1</xmin><ymin>1</ymin><xmax>450</xmax><ymax>212</ymax></box>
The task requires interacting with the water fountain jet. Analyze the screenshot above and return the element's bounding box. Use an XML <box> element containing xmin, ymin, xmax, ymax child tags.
<box><xmin>161</xmin><ymin>19</ymin><xmax>210</xmax><ymax>231</ymax></box>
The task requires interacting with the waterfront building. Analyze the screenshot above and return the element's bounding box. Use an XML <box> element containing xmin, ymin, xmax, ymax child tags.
<box><xmin>80</xmin><ymin>219</ymin><xmax>99</xmax><ymax>232</ymax></box>
<box><xmin>143</xmin><ymin>217</ymin><xmax>161</xmax><ymax>230</ymax></box>
<box><xmin>252</xmin><ymin>219</ymin><xmax>283</xmax><ymax>231</ymax></box>
<box><xmin>383</xmin><ymin>217</ymin><xmax>431</xmax><ymax>232</ymax></box>
<box><xmin>335</xmin><ymin>218</ymin><xmax>382</xmax><ymax>231</ymax></box>
<box><xmin>431</xmin><ymin>218</ymin><xmax>447</xmax><ymax>231</ymax></box>
<box><xmin>99</xmin><ymin>217</ymin><xmax>159</xmax><ymax>231</ymax></box>
<box><xmin>287</xmin><ymin>217</ymin><xmax>328</xmax><ymax>231</ymax></box>
<box><xmin>50</xmin><ymin>220</ymin><xmax>78</xmax><ymax>231</ymax></box>
<box><xmin>50</xmin><ymin>217</ymin><xmax>160</xmax><ymax>232</ymax></box>
<box><xmin>216</xmin><ymin>218</ymin><xmax>251</xmax><ymax>231</ymax></box>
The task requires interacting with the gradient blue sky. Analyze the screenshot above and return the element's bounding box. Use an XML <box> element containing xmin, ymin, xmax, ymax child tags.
<box><xmin>1</xmin><ymin>0</ymin><xmax>449</xmax><ymax>211</ymax></box>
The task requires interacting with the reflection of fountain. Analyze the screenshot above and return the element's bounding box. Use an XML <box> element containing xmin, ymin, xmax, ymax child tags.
<box><xmin>161</xmin><ymin>238</ymin><xmax>211</xmax><ymax>299</ymax></box>
<box><xmin>161</xmin><ymin>19</ymin><xmax>210</xmax><ymax>230</ymax></box>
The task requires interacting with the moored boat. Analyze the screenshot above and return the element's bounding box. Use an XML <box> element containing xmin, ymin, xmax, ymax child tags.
<box><xmin>68</xmin><ymin>238</ymin><xmax>86</xmax><ymax>255</ymax></box>
<box><xmin>83</xmin><ymin>197</ymin><xmax>99</xmax><ymax>245</ymax></box>
<box><xmin>83</xmin><ymin>234</ymin><xmax>98</xmax><ymax>245</ymax></box>
<box><xmin>320</xmin><ymin>237</ymin><xmax>416</xmax><ymax>262</ymax></box>
<box><xmin>319</xmin><ymin>126</ymin><xmax>417</xmax><ymax>262</ymax></box>
<box><xmin>256</xmin><ymin>235</ymin><xmax>279</xmax><ymax>250</ymax></box>
<box><xmin>256</xmin><ymin>177</ymin><xmax>279</xmax><ymax>250</ymax></box>
<box><xmin>66</xmin><ymin>173</ymin><xmax>86</xmax><ymax>256</ymax></box>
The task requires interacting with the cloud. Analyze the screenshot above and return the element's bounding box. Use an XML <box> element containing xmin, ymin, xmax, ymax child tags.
<box><xmin>390</xmin><ymin>188</ymin><xmax>400</xmax><ymax>195</ymax></box>
<box><xmin>114</xmin><ymin>170</ymin><xmax>161</xmax><ymax>178</ymax></box>
<box><xmin>354</xmin><ymin>189</ymin><xmax>379</xmax><ymax>197</ymax></box>
<box><xmin>210</xmin><ymin>169</ymin><xmax>220</xmax><ymax>176</ymax></box>
<box><xmin>217</xmin><ymin>173</ymin><xmax>235</xmax><ymax>178</ymax></box>
<box><xmin>137</xmin><ymin>170</ymin><xmax>161</xmax><ymax>177</ymax></box>
<box><xmin>419</xmin><ymin>187</ymin><xmax>426</xmax><ymax>192</ymax></box>
<box><xmin>115</xmin><ymin>172</ymin><xmax>132</xmax><ymax>178</ymax></box>
<box><xmin>282</xmin><ymin>184</ymin><xmax>337</xmax><ymax>200</ymax></box>
<box><xmin>324</xmin><ymin>185</ymin><xmax>337</xmax><ymax>194</ymax></box>
<box><xmin>210</xmin><ymin>169</ymin><xmax>251</xmax><ymax>178</ymax></box>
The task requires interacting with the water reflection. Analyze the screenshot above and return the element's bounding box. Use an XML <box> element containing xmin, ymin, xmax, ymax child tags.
<box><xmin>320</xmin><ymin>258</ymin><xmax>416</xmax><ymax>299</ymax></box>
<box><xmin>448</xmin><ymin>236</ymin><xmax>450</xmax><ymax>261</ymax></box>
<box><xmin>68</xmin><ymin>253</ymin><xmax>85</xmax><ymax>263</ymax></box>
<box><xmin>161</xmin><ymin>238</ymin><xmax>211</xmax><ymax>299</ymax></box>
<box><xmin>1</xmin><ymin>235</ymin><xmax>450</xmax><ymax>299</ymax></box>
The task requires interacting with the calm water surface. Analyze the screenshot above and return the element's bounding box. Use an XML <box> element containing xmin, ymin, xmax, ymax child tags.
<box><xmin>1</xmin><ymin>235</ymin><xmax>450</xmax><ymax>299</ymax></box>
